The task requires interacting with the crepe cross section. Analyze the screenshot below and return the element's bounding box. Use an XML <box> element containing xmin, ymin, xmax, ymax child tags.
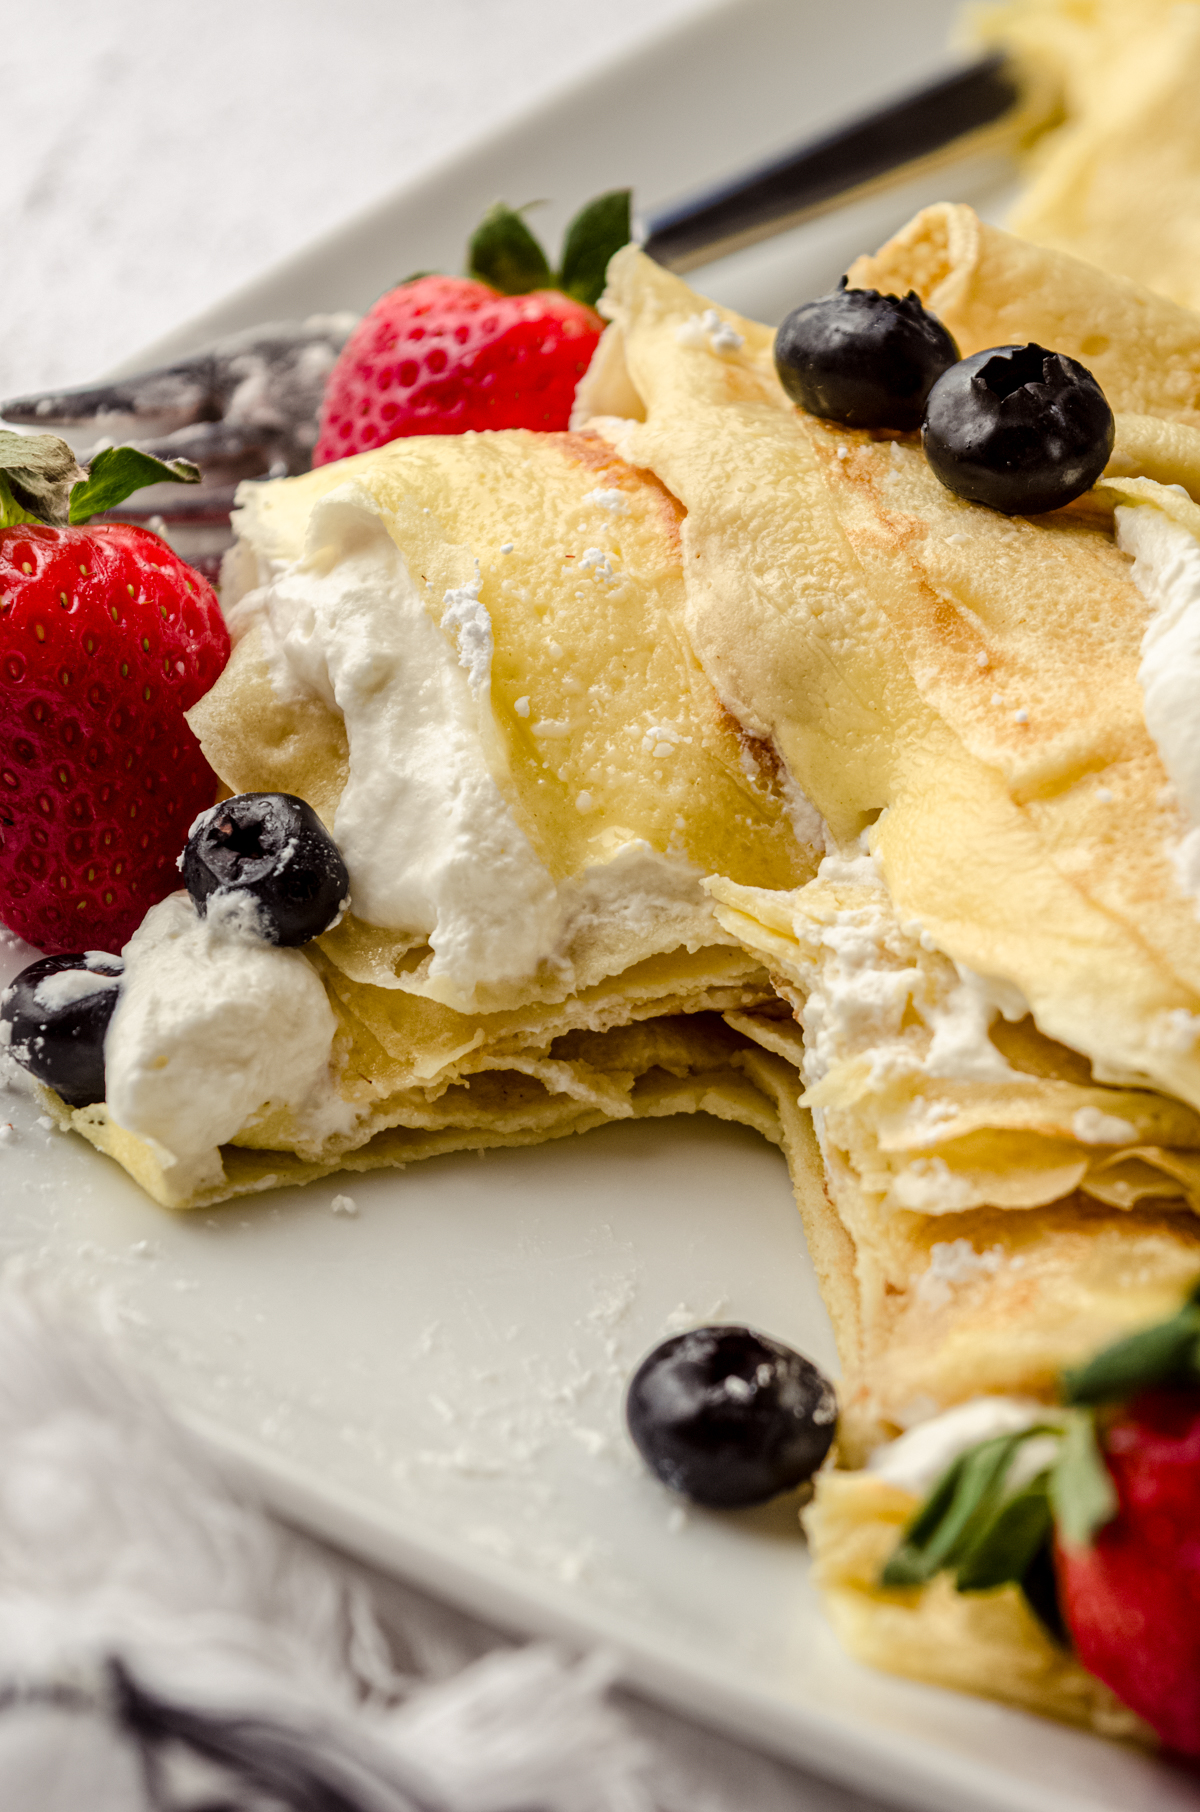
<box><xmin>11</xmin><ymin>199</ymin><xmax>1200</xmax><ymax>1749</ymax></box>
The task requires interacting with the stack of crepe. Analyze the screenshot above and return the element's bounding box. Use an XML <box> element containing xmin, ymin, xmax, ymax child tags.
<box><xmin>40</xmin><ymin>176</ymin><xmax>1200</xmax><ymax>1735</ymax></box>
<box><xmin>58</xmin><ymin>427</ymin><xmax>816</xmax><ymax>1208</ymax></box>
<box><xmin>581</xmin><ymin>204</ymin><xmax>1200</xmax><ymax>1732</ymax></box>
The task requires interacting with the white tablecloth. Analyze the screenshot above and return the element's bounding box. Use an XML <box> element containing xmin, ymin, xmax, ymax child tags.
<box><xmin>5</xmin><ymin>4</ymin><xmax>896</xmax><ymax>1804</ymax></box>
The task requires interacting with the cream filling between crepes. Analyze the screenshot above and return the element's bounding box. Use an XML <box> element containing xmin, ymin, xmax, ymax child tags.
<box><xmin>103</xmin><ymin>892</ymin><xmax>360</xmax><ymax>1196</ymax></box>
<box><xmin>866</xmin><ymin>1396</ymin><xmax>1063</xmax><ymax>1497</ymax></box>
<box><xmin>228</xmin><ymin>480</ymin><xmax>717</xmax><ymax>1002</ymax></box>
<box><xmin>775</xmin><ymin>843</ymin><xmax>1032</xmax><ymax>1214</ymax></box>
<box><xmin>706</xmin><ymin>836</ymin><xmax>1194</xmax><ymax>1216</ymax></box>
<box><xmin>712</xmin><ymin>839</ymin><xmax>1030</xmax><ymax>1151</ymax></box>
<box><xmin>790</xmin><ymin>841</ymin><xmax>1028</xmax><ymax>1103</ymax></box>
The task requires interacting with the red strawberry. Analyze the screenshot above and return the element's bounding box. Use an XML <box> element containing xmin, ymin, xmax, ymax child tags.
<box><xmin>0</xmin><ymin>435</ymin><xmax>229</xmax><ymax>955</ymax></box>
<box><xmin>1056</xmin><ymin>1390</ymin><xmax>1200</xmax><ymax>1755</ymax></box>
<box><xmin>879</xmin><ymin>1289</ymin><xmax>1200</xmax><ymax>1751</ymax></box>
<box><xmin>312</xmin><ymin>277</ymin><xmax>602</xmax><ymax>461</ymax></box>
<box><xmin>312</xmin><ymin>190</ymin><xmax>631</xmax><ymax>464</ymax></box>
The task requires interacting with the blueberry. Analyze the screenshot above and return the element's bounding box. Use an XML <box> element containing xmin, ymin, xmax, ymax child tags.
<box><xmin>625</xmin><ymin>1325</ymin><xmax>837</xmax><ymax>1509</ymax></box>
<box><xmin>921</xmin><ymin>343</ymin><xmax>1115</xmax><ymax>515</ymax></box>
<box><xmin>0</xmin><ymin>952</ymin><xmax>123</xmax><ymax>1109</ymax></box>
<box><xmin>182</xmin><ymin>793</ymin><xmax>349</xmax><ymax>947</ymax></box>
<box><xmin>774</xmin><ymin>280</ymin><xmax>959</xmax><ymax>430</ymax></box>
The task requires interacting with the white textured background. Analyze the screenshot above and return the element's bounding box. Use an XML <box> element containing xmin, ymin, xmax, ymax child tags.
<box><xmin>2</xmin><ymin>3</ymin><xmax>894</xmax><ymax>1805</ymax></box>
<box><xmin>3</xmin><ymin>0</ymin><xmax>707</xmax><ymax>396</ymax></box>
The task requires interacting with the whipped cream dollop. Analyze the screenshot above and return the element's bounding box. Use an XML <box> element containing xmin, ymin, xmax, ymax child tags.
<box><xmin>1118</xmin><ymin>502</ymin><xmax>1200</xmax><ymax>896</ymax></box>
<box><xmin>868</xmin><ymin>1396</ymin><xmax>1060</xmax><ymax>1497</ymax></box>
<box><xmin>242</xmin><ymin>483</ymin><xmax>562</xmax><ymax>992</ymax></box>
<box><xmin>104</xmin><ymin>892</ymin><xmax>342</xmax><ymax>1196</ymax></box>
<box><xmin>796</xmin><ymin>843</ymin><xmax>1025</xmax><ymax>1095</ymax></box>
<box><xmin>234</xmin><ymin>482</ymin><xmax>715</xmax><ymax>999</ymax></box>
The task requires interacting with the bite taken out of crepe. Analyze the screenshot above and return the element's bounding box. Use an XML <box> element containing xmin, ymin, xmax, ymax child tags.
<box><xmin>586</xmin><ymin>215</ymin><xmax>1200</xmax><ymax>1434</ymax></box>
<box><xmin>54</xmin><ymin>428</ymin><xmax>816</xmax><ymax>1209</ymax></box>
<box><xmin>578</xmin><ymin>209</ymin><xmax>1200</xmax><ymax>1736</ymax></box>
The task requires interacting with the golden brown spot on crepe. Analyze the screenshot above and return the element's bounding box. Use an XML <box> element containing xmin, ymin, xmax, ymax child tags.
<box><xmin>560</xmin><ymin>428</ymin><xmax>685</xmax><ymax>555</ymax></box>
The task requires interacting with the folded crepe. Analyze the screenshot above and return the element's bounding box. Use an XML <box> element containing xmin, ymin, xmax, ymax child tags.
<box><xmin>976</xmin><ymin>0</ymin><xmax>1200</xmax><ymax>312</ymax></box>
<box><xmin>55</xmin><ymin>428</ymin><xmax>816</xmax><ymax>1207</ymax></box>
<box><xmin>582</xmin><ymin>211</ymin><xmax>1200</xmax><ymax>1731</ymax></box>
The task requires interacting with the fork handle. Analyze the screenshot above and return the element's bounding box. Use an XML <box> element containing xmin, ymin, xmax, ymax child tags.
<box><xmin>642</xmin><ymin>53</ymin><xmax>1023</xmax><ymax>273</ymax></box>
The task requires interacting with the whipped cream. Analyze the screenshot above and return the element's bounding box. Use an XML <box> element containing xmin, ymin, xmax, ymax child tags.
<box><xmin>104</xmin><ymin>893</ymin><xmax>342</xmax><ymax>1195</ymax></box>
<box><xmin>915</xmin><ymin>1237</ymin><xmax>1014</xmax><ymax>1306</ymax></box>
<box><xmin>868</xmin><ymin>1396</ymin><xmax>1059</xmax><ymax>1497</ymax></box>
<box><xmin>555</xmin><ymin>837</ymin><xmax>711</xmax><ymax>953</ymax></box>
<box><xmin>1071</xmin><ymin>1104</ymin><xmax>1138</xmax><ymax>1144</ymax></box>
<box><xmin>238</xmin><ymin>483</ymin><xmax>562</xmax><ymax>993</ymax></box>
<box><xmin>32</xmin><ymin>963</ymin><xmax>121</xmax><ymax>1013</ymax></box>
<box><xmin>796</xmin><ymin>845</ymin><xmax>1023</xmax><ymax>1095</ymax></box>
<box><xmin>1118</xmin><ymin>503</ymin><xmax>1200</xmax><ymax>896</ymax></box>
<box><xmin>233</xmin><ymin>482</ymin><xmax>719</xmax><ymax>1001</ymax></box>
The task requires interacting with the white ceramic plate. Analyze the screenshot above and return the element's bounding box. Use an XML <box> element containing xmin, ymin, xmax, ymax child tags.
<box><xmin>9</xmin><ymin>4</ymin><xmax>1200</xmax><ymax>1809</ymax></box>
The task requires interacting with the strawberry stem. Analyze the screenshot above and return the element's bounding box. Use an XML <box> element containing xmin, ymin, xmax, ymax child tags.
<box><xmin>468</xmin><ymin>203</ymin><xmax>554</xmax><ymax>295</ymax></box>
<box><xmin>68</xmin><ymin>446</ymin><xmax>201</xmax><ymax>524</ymax></box>
<box><xmin>460</xmin><ymin>190</ymin><xmax>632</xmax><ymax>306</ymax></box>
<box><xmin>0</xmin><ymin>433</ymin><xmax>200</xmax><ymax>531</ymax></box>
<box><xmin>0</xmin><ymin>431</ymin><xmax>87</xmax><ymax>527</ymax></box>
<box><xmin>1049</xmin><ymin>1409</ymin><xmax>1117</xmax><ymax>1548</ymax></box>
<box><xmin>558</xmin><ymin>189</ymin><xmax>632</xmax><ymax>308</ymax></box>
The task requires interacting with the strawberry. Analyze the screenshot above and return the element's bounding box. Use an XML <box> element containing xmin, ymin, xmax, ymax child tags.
<box><xmin>880</xmin><ymin>1281</ymin><xmax>1200</xmax><ymax>1754</ymax></box>
<box><xmin>313</xmin><ymin>278</ymin><xmax>602</xmax><ymax>460</ymax></box>
<box><xmin>0</xmin><ymin>434</ymin><xmax>229</xmax><ymax>954</ymax></box>
<box><xmin>312</xmin><ymin>189</ymin><xmax>630</xmax><ymax>463</ymax></box>
<box><xmin>1056</xmin><ymin>1389</ymin><xmax>1200</xmax><ymax>1755</ymax></box>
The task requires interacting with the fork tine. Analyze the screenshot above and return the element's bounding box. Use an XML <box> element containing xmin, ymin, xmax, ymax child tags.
<box><xmin>1</xmin><ymin>315</ymin><xmax>357</xmax><ymax>448</ymax></box>
<box><xmin>2</xmin><ymin>358</ymin><xmax>219</xmax><ymax>434</ymax></box>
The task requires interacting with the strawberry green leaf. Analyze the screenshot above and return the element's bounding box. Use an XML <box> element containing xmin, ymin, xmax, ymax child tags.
<box><xmin>881</xmin><ymin>1426</ymin><xmax>1068</xmax><ymax>1640</ymax></box>
<box><xmin>558</xmin><ymin>189</ymin><xmax>632</xmax><ymax>308</ymax></box>
<box><xmin>1062</xmin><ymin>1301</ymin><xmax>1200</xmax><ymax>1406</ymax></box>
<box><xmin>468</xmin><ymin>203</ymin><xmax>553</xmax><ymax>295</ymax></box>
<box><xmin>1050</xmin><ymin>1409</ymin><xmax>1118</xmax><ymax>1548</ymax></box>
<box><xmin>955</xmin><ymin>1471</ymin><xmax>1055</xmax><ymax>1592</ymax></box>
<box><xmin>68</xmin><ymin>447</ymin><xmax>201</xmax><ymax>525</ymax></box>
<box><xmin>1019</xmin><ymin>1536</ymin><xmax>1069</xmax><ymax>1644</ymax></box>
<box><xmin>881</xmin><ymin>1431</ymin><xmax>1037</xmax><ymax>1588</ymax></box>
<box><xmin>0</xmin><ymin>431</ymin><xmax>87</xmax><ymax>528</ymax></box>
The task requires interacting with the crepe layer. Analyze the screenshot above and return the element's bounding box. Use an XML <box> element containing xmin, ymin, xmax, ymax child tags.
<box><xmin>581</xmin><ymin>222</ymin><xmax>1200</xmax><ymax>1735</ymax></box>
<box><xmin>70</xmin><ymin>428</ymin><xmax>815</xmax><ymax>1208</ymax></box>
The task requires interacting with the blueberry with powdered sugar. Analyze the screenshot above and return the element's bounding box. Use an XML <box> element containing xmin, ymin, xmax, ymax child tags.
<box><xmin>182</xmin><ymin>793</ymin><xmax>349</xmax><ymax>947</ymax></box>
<box><xmin>1</xmin><ymin>952</ymin><xmax>123</xmax><ymax>1108</ymax></box>
<box><xmin>626</xmin><ymin>1325</ymin><xmax>837</xmax><ymax>1508</ymax></box>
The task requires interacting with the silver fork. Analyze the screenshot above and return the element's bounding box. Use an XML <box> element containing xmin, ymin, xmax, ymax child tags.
<box><xmin>0</xmin><ymin>313</ymin><xmax>358</xmax><ymax>520</ymax></box>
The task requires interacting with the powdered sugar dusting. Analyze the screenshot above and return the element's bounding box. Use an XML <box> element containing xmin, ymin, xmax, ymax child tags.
<box><xmin>582</xmin><ymin>488</ymin><xmax>628</xmax><ymax>517</ymax></box>
<box><xmin>441</xmin><ymin>568</ymin><xmax>493</xmax><ymax>696</ymax></box>
<box><xmin>674</xmin><ymin>309</ymin><xmax>744</xmax><ymax>357</ymax></box>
